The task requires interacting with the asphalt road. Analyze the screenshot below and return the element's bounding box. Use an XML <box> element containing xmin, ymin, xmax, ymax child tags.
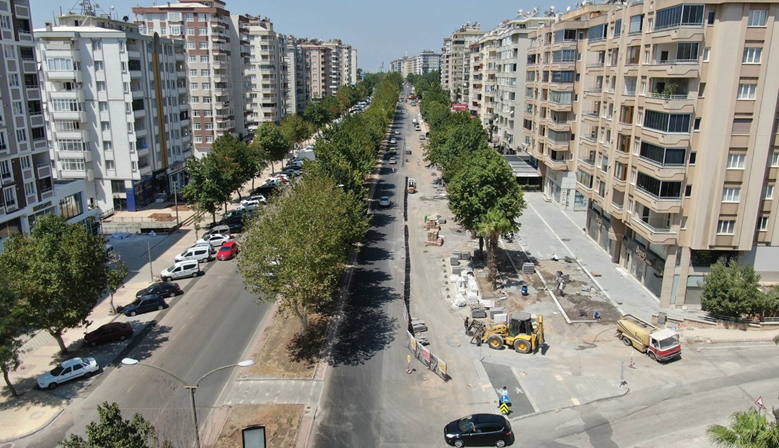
<box><xmin>312</xmin><ymin>98</ymin><xmax>413</xmax><ymax>447</ymax></box>
<box><xmin>17</xmin><ymin>252</ymin><xmax>272</xmax><ymax>448</ymax></box>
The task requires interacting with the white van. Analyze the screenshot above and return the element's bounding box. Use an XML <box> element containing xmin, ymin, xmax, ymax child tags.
<box><xmin>161</xmin><ymin>260</ymin><xmax>201</xmax><ymax>281</ymax></box>
<box><xmin>175</xmin><ymin>246</ymin><xmax>212</xmax><ymax>263</ymax></box>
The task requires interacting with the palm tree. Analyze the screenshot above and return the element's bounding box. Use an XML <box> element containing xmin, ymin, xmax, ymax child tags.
<box><xmin>477</xmin><ymin>208</ymin><xmax>514</xmax><ymax>291</ymax></box>
<box><xmin>707</xmin><ymin>407</ymin><xmax>779</xmax><ymax>447</ymax></box>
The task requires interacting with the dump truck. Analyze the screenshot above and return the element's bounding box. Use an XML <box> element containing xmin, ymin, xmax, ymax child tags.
<box><xmin>472</xmin><ymin>312</ymin><xmax>544</xmax><ymax>354</ymax></box>
<box><xmin>616</xmin><ymin>314</ymin><xmax>681</xmax><ymax>362</ymax></box>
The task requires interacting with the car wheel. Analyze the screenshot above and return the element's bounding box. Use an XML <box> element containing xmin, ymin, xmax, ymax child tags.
<box><xmin>162</xmin><ymin>276</ymin><xmax>171</xmax><ymax>282</ymax></box>
<box><xmin>157</xmin><ymin>305</ymin><xmax>164</xmax><ymax>311</ymax></box>
<box><xmin>487</xmin><ymin>334</ymin><xmax>504</xmax><ymax>350</ymax></box>
<box><xmin>496</xmin><ymin>440</ymin><xmax>506</xmax><ymax>447</ymax></box>
<box><xmin>48</xmin><ymin>382</ymin><xmax>58</xmax><ymax>390</ymax></box>
<box><xmin>622</xmin><ymin>336</ymin><xmax>632</xmax><ymax>346</ymax></box>
<box><xmin>130</xmin><ymin>311</ymin><xmax>137</xmax><ymax>317</ymax></box>
<box><xmin>191</xmin><ymin>272</ymin><xmax>198</xmax><ymax>278</ymax></box>
<box><xmin>454</xmin><ymin>440</ymin><xmax>465</xmax><ymax>448</ymax></box>
<box><xmin>84</xmin><ymin>371</ymin><xmax>93</xmax><ymax>379</ymax></box>
<box><xmin>169</xmin><ymin>292</ymin><xmax>176</xmax><ymax>298</ymax></box>
<box><xmin>514</xmin><ymin>339</ymin><xmax>531</xmax><ymax>354</ymax></box>
<box><xmin>120</xmin><ymin>335</ymin><xmax>127</xmax><ymax>341</ymax></box>
<box><xmin>648</xmin><ymin>351</ymin><xmax>657</xmax><ymax>361</ymax></box>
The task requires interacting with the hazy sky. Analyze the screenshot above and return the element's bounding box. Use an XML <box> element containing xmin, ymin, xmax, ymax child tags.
<box><xmin>29</xmin><ymin>0</ymin><xmax>558</xmax><ymax>71</ymax></box>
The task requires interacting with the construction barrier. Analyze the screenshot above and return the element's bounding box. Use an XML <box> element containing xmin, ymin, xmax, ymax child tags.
<box><xmin>407</xmin><ymin>331</ymin><xmax>449</xmax><ymax>381</ymax></box>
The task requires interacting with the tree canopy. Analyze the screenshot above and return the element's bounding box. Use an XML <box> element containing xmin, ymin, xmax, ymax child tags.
<box><xmin>280</xmin><ymin>114</ymin><xmax>313</xmax><ymax>146</ymax></box>
<box><xmin>707</xmin><ymin>407</ymin><xmax>779</xmax><ymax>448</ymax></box>
<box><xmin>0</xmin><ymin>288</ymin><xmax>24</xmax><ymax>396</ymax></box>
<box><xmin>61</xmin><ymin>402</ymin><xmax>174</xmax><ymax>448</ymax></box>
<box><xmin>701</xmin><ymin>260</ymin><xmax>775</xmax><ymax>320</ymax></box>
<box><xmin>0</xmin><ymin>214</ymin><xmax>109</xmax><ymax>354</ymax></box>
<box><xmin>253</xmin><ymin>122</ymin><xmax>289</xmax><ymax>173</ymax></box>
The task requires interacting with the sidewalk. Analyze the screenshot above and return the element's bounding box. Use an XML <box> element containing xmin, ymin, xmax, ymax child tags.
<box><xmin>0</xmin><ymin>155</ymin><xmax>288</xmax><ymax>443</ymax></box>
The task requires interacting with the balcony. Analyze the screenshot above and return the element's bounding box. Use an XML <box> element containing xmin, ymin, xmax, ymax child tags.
<box><xmin>54</xmin><ymin>129</ymin><xmax>88</xmax><ymax>141</ymax></box>
<box><xmin>51</xmin><ymin>110</ymin><xmax>87</xmax><ymax>122</ymax></box>
<box><xmin>584</xmin><ymin>87</ymin><xmax>602</xmax><ymax>95</ymax></box>
<box><xmin>633</xmin><ymin>185</ymin><xmax>682</xmax><ymax>213</ymax></box>
<box><xmin>57</xmin><ymin>150</ymin><xmax>92</xmax><ymax>162</ymax></box>
<box><xmin>37</xmin><ymin>164</ymin><xmax>51</xmax><ymax>179</ymax></box>
<box><xmin>545</xmin><ymin>154</ymin><xmax>569</xmax><ymax>172</ymax></box>
<box><xmin>47</xmin><ymin>70</ymin><xmax>82</xmax><ymax>82</ymax></box>
<box><xmin>630</xmin><ymin>213</ymin><xmax>678</xmax><ymax>245</ymax></box>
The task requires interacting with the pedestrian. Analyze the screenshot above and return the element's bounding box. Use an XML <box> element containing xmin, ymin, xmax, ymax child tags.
<box><xmin>501</xmin><ymin>386</ymin><xmax>509</xmax><ymax>398</ymax></box>
<box><xmin>406</xmin><ymin>354</ymin><xmax>412</xmax><ymax>374</ymax></box>
<box><xmin>464</xmin><ymin>317</ymin><xmax>470</xmax><ymax>335</ymax></box>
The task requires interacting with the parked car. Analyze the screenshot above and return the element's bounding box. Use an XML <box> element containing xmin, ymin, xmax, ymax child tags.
<box><xmin>379</xmin><ymin>196</ymin><xmax>391</xmax><ymax>207</ymax></box>
<box><xmin>37</xmin><ymin>357</ymin><xmax>99</xmax><ymax>390</ymax></box>
<box><xmin>160</xmin><ymin>260</ymin><xmax>200</xmax><ymax>281</ymax></box>
<box><xmin>239</xmin><ymin>200</ymin><xmax>261</xmax><ymax>211</ymax></box>
<box><xmin>195</xmin><ymin>241</ymin><xmax>217</xmax><ymax>254</ymax></box>
<box><xmin>444</xmin><ymin>414</ymin><xmax>514</xmax><ymax>447</ymax></box>
<box><xmin>84</xmin><ymin>322</ymin><xmax>133</xmax><ymax>347</ymax></box>
<box><xmin>389</xmin><ymin>157</ymin><xmax>397</xmax><ymax>165</ymax></box>
<box><xmin>394</xmin><ymin>130</ymin><xmax>400</xmax><ymax>135</ymax></box>
<box><xmin>135</xmin><ymin>282</ymin><xmax>181</xmax><ymax>299</ymax></box>
<box><xmin>197</xmin><ymin>233</ymin><xmax>232</xmax><ymax>247</ymax></box>
<box><xmin>175</xmin><ymin>245</ymin><xmax>212</xmax><ymax>263</ymax></box>
<box><xmin>205</xmin><ymin>225</ymin><xmax>230</xmax><ymax>236</ymax></box>
<box><xmin>390</xmin><ymin>138</ymin><xmax>397</xmax><ymax>144</ymax></box>
<box><xmin>123</xmin><ymin>294</ymin><xmax>169</xmax><ymax>317</ymax></box>
<box><xmin>250</xmin><ymin>194</ymin><xmax>267</xmax><ymax>203</ymax></box>
<box><xmin>225</xmin><ymin>221</ymin><xmax>244</xmax><ymax>234</ymax></box>
<box><xmin>217</xmin><ymin>241</ymin><xmax>240</xmax><ymax>261</ymax></box>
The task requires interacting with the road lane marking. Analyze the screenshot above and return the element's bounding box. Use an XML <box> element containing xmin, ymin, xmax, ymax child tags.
<box><xmin>571</xmin><ymin>397</ymin><xmax>581</xmax><ymax>406</ymax></box>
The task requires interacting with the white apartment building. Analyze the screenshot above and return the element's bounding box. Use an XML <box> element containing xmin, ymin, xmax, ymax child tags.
<box><xmin>414</xmin><ymin>50</ymin><xmax>441</xmax><ymax>75</ymax></box>
<box><xmin>297</xmin><ymin>39</ymin><xmax>357</xmax><ymax>100</ymax></box>
<box><xmin>37</xmin><ymin>13</ymin><xmax>191</xmax><ymax>213</ymax></box>
<box><xmin>244</xmin><ymin>15</ymin><xmax>287</xmax><ymax>130</ymax></box>
<box><xmin>284</xmin><ymin>37</ymin><xmax>306</xmax><ymax>115</ymax></box>
<box><xmin>133</xmin><ymin>0</ymin><xmax>248</xmax><ymax>156</ymax></box>
<box><xmin>441</xmin><ymin>23</ymin><xmax>484</xmax><ymax>102</ymax></box>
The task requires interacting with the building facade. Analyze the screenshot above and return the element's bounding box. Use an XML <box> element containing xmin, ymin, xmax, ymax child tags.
<box><xmin>244</xmin><ymin>15</ymin><xmax>286</xmax><ymax>132</ymax></box>
<box><xmin>414</xmin><ymin>50</ymin><xmax>441</xmax><ymax>75</ymax></box>
<box><xmin>441</xmin><ymin>23</ymin><xmax>484</xmax><ymax>102</ymax></box>
<box><xmin>133</xmin><ymin>0</ymin><xmax>247</xmax><ymax>156</ymax></box>
<box><xmin>522</xmin><ymin>1</ymin><xmax>779</xmax><ymax>308</ymax></box>
<box><xmin>37</xmin><ymin>14</ymin><xmax>191</xmax><ymax>213</ymax></box>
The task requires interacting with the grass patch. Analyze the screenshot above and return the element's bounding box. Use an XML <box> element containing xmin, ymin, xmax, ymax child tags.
<box><xmin>249</xmin><ymin>312</ymin><xmax>331</xmax><ymax>378</ymax></box>
<box><xmin>213</xmin><ymin>404</ymin><xmax>303</xmax><ymax>448</ymax></box>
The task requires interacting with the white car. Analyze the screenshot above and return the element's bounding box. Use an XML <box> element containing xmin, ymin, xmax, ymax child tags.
<box><xmin>250</xmin><ymin>194</ymin><xmax>267</xmax><ymax>203</ymax></box>
<box><xmin>389</xmin><ymin>157</ymin><xmax>397</xmax><ymax>165</ymax></box>
<box><xmin>38</xmin><ymin>357</ymin><xmax>99</xmax><ymax>389</ymax></box>
<box><xmin>197</xmin><ymin>233</ymin><xmax>232</xmax><ymax>247</ymax></box>
<box><xmin>390</xmin><ymin>138</ymin><xmax>397</xmax><ymax>144</ymax></box>
<box><xmin>379</xmin><ymin>196</ymin><xmax>391</xmax><ymax>207</ymax></box>
<box><xmin>394</xmin><ymin>130</ymin><xmax>400</xmax><ymax>135</ymax></box>
<box><xmin>239</xmin><ymin>200</ymin><xmax>261</xmax><ymax>211</ymax></box>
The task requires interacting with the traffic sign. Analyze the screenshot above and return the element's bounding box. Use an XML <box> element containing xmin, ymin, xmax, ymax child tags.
<box><xmin>499</xmin><ymin>403</ymin><xmax>510</xmax><ymax>415</ymax></box>
<box><xmin>756</xmin><ymin>396</ymin><xmax>766</xmax><ymax>409</ymax></box>
<box><xmin>500</xmin><ymin>395</ymin><xmax>511</xmax><ymax>404</ymax></box>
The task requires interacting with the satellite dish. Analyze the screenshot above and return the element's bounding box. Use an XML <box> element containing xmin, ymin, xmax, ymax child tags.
<box><xmin>122</xmin><ymin>15</ymin><xmax>129</xmax><ymax>21</ymax></box>
<box><xmin>567</xmin><ymin>6</ymin><xmax>571</xmax><ymax>11</ymax></box>
<box><xmin>550</xmin><ymin>5</ymin><xmax>555</xmax><ymax>10</ymax></box>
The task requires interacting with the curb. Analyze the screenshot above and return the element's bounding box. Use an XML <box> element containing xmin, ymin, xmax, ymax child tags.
<box><xmin>509</xmin><ymin>386</ymin><xmax>631</xmax><ymax>422</ymax></box>
<box><xmin>0</xmin><ymin>406</ymin><xmax>65</xmax><ymax>443</ymax></box>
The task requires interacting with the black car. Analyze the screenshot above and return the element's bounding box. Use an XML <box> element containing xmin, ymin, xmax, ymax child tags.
<box><xmin>135</xmin><ymin>282</ymin><xmax>181</xmax><ymax>299</ymax></box>
<box><xmin>123</xmin><ymin>294</ymin><xmax>169</xmax><ymax>317</ymax></box>
<box><xmin>444</xmin><ymin>414</ymin><xmax>514</xmax><ymax>447</ymax></box>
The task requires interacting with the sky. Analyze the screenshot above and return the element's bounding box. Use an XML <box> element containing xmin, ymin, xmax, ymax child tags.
<box><xmin>29</xmin><ymin>0</ymin><xmax>558</xmax><ymax>72</ymax></box>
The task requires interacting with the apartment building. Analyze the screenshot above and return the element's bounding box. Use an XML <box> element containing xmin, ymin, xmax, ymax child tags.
<box><xmin>37</xmin><ymin>13</ymin><xmax>191</xmax><ymax>213</ymax></box>
<box><xmin>133</xmin><ymin>0</ymin><xmax>248</xmax><ymax>156</ymax></box>
<box><xmin>284</xmin><ymin>38</ymin><xmax>306</xmax><ymax>115</ymax></box>
<box><xmin>441</xmin><ymin>23</ymin><xmax>484</xmax><ymax>102</ymax></box>
<box><xmin>389</xmin><ymin>56</ymin><xmax>413</xmax><ymax>78</ymax></box>
<box><xmin>243</xmin><ymin>15</ymin><xmax>286</xmax><ymax>132</ymax></box>
<box><xmin>414</xmin><ymin>50</ymin><xmax>441</xmax><ymax>75</ymax></box>
<box><xmin>229</xmin><ymin>13</ymin><xmax>252</xmax><ymax>139</ymax></box>
<box><xmin>523</xmin><ymin>1</ymin><xmax>779</xmax><ymax>308</ymax></box>
<box><xmin>296</xmin><ymin>39</ymin><xmax>357</xmax><ymax>100</ymax></box>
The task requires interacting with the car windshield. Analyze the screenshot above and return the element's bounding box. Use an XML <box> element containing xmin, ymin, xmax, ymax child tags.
<box><xmin>50</xmin><ymin>365</ymin><xmax>66</xmax><ymax>376</ymax></box>
<box><xmin>458</xmin><ymin>416</ymin><xmax>476</xmax><ymax>433</ymax></box>
<box><xmin>657</xmin><ymin>334</ymin><xmax>679</xmax><ymax>349</ymax></box>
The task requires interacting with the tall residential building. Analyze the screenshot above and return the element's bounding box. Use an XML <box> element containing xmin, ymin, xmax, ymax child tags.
<box><xmin>297</xmin><ymin>39</ymin><xmax>357</xmax><ymax>100</ymax></box>
<box><xmin>244</xmin><ymin>15</ymin><xmax>286</xmax><ymax>131</ymax></box>
<box><xmin>389</xmin><ymin>56</ymin><xmax>413</xmax><ymax>78</ymax></box>
<box><xmin>284</xmin><ymin>37</ymin><xmax>306</xmax><ymax>115</ymax></box>
<box><xmin>37</xmin><ymin>13</ymin><xmax>192</xmax><ymax>212</ymax></box>
<box><xmin>133</xmin><ymin>0</ymin><xmax>248</xmax><ymax>156</ymax></box>
<box><xmin>522</xmin><ymin>1</ymin><xmax>779</xmax><ymax>309</ymax></box>
<box><xmin>414</xmin><ymin>50</ymin><xmax>441</xmax><ymax>75</ymax></box>
<box><xmin>441</xmin><ymin>23</ymin><xmax>484</xmax><ymax>102</ymax></box>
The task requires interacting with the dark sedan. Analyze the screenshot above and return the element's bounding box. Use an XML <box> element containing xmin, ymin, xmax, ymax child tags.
<box><xmin>444</xmin><ymin>414</ymin><xmax>514</xmax><ymax>447</ymax></box>
<box><xmin>123</xmin><ymin>294</ymin><xmax>169</xmax><ymax>317</ymax></box>
<box><xmin>84</xmin><ymin>322</ymin><xmax>133</xmax><ymax>347</ymax></box>
<box><xmin>136</xmin><ymin>282</ymin><xmax>181</xmax><ymax>299</ymax></box>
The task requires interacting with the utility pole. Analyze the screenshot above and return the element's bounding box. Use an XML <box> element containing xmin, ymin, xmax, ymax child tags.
<box><xmin>173</xmin><ymin>181</ymin><xmax>180</xmax><ymax>232</ymax></box>
<box><xmin>148</xmin><ymin>241</ymin><xmax>154</xmax><ymax>282</ymax></box>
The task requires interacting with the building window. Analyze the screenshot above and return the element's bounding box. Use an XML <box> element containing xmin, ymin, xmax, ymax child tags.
<box><xmin>3</xmin><ymin>186</ymin><xmax>16</xmax><ymax>208</ymax></box>
<box><xmin>187</xmin><ymin>42</ymin><xmax>196</xmax><ymax>49</ymax></box>
<box><xmin>92</xmin><ymin>41</ymin><xmax>102</xmax><ymax>51</ymax></box>
<box><xmin>654</xmin><ymin>4</ymin><xmax>705</xmax><ymax>30</ymax></box>
<box><xmin>205</xmin><ymin>123</ymin><xmax>213</xmax><ymax>130</ymax></box>
<box><xmin>765</xmin><ymin>184</ymin><xmax>774</xmax><ymax>200</ymax></box>
<box><xmin>95</xmin><ymin>61</ymin><xmax>104</xmax><ymax>71</ymax></box>
<box><xmin>707</xmin><ymin>10</ymin><xmax>715</xmax><ymax>25</ymax></box>
<box><xmin>770</xmin><ymin>152</ymin><xmax>779</xmax><ymax>167</ymax></box>
<box><xmin>46</xmin><ymin>58</ymin><xmax>74</xmax><ymax>71</ymax></box>
<box><xmin>8</xmin><ymin>73</ymin><xmax>18</xmax><ymax>87</ymax></box>
<box><xmin>717</xmin><ymin>220</ymin><xmax>735</xmax><ymax>235</ymax></box>
<box><xmin>629</xmin><ymin>14</ymin><xmax>644</xmax><ymax>34</ymax></box>
<box><xmin>748</xmin><ymin>9</ymin><xmax>768</xmax><ymax>27</ymax></box>
<box><xmin>202</xmin><ymin>83</ymin><xmax>211</xmax><ymax>90</ymax></box>
<box><xmin>0</xmin><ymin>160</ymin><xmax>11</xmax><ymax>180</ymax></box>
<box><xmin>194</xmin><ymin>136</ymin><xmax>202</xmax><ymax>143</ymax></box>
<box><xmin>731</xmin><ymin>119</ymin><xmax>752</xmax><ymax>135</ymax></box>
<box><xmin>206</xmin><ymin>136</ymin><xmax>214</xmax><ymax>143</ymax></box>
<box><xmin>59</xmin><ymin>193</ymin><xmax>84</xmax><ymax>220</ymax></box>
<box><xmin>105</xmin><ymin>160</ymin><xmax>115</xmax><ymax>170</ymax></box>
<box><xmin>202</xmin><ymin>97</ymin><xmax>211</xmax><ymax>104</ymax></box>
<box><xmin>191</xmin><ymin>83</ymin><xmax>198</xmax><ymax>90</ymax></box>
<box><xmin>189</xmin><ymin>69</ymin><xmax>197</xmax><ymax>76</ymax></box>
<box><xmin>743</xmin><ymin>48</ymin><xmax>762</xmax><ymax>64</ymax></box>
<box><xmin>24</xmin><ymin>181</ymin><xmax>35</xmax><ymax>197</ymax></box>
<box><xmin>101</xmin><ymin>122</ymin><xmax>110</xmax><ymax>131</ymax></box>
<box><xmin>199</xmin><ymin>42</ymin><xmax>208</xmax><ymax>49</ymax></box>
<box><xmin>12</xmin><ymin>102</ymin><xmax>22</xmax><ymax>115</ymax></box>
<box><xmin>194</xmin><ymin>123</ymin><xmax>201</xmax><ymax>130</ymax></box>
<box><xmin>685</xmin><ymin>185</ymin><xmax>693</xmax><ymax>197</ymax></box>
<box><xmin>727</xmin><ymin>153</ymin><xmax>746</xmax><ymax>169</ymax></box>
<box><xmin>15</xmin><ymin>129</ymin><xmax>26</xmax><ymax>142</ymax></box>
<box><xmin>20</xmin><ymin>155</ymin><xmax>31</xmax><ymax>170</ymax></box>
<box><xmin>200</xmin><ymin>55</ymin><xmax>208</xmax><ymax>63</ymax></box>
<box><xmin>644</xmin><ymin>111</ymin><xmax>691</xmax><ymax>133</ymax></box>
<box><xmin>737</xmin><ymin>83</ymin><xmax>756</xmax><ymax>99</ymax></box>
<box><xmin>97</xmin><ymin>81</ymin><xmax>106</xmax><ymax>92</ymax></box>
<box><xmin>758</xmin><ymin>217</ymin><xmax>769</xmax><ymax>231</ymax></box>
<box><xmin>103</xmin><ymin>141</ymin><xmax>112</xmax><ymax>151</ymax></box>
<box><xmin>721</xmin><ymin>187</ymin><xmax>741</xmax><ymax>203</ymax></box>
<box><xmin>111</xmin><ymin>180</ymin><xmax>125</xmax><ymax>193</ymax></box>
<box><xmin>188</xmin><ymin>55</ymin><xmax>197</xmax><ymax>63</ymax></box>
<box><xmin>200</xmin><ymin>69</ymin><xmax>209</xmax><ymax>76</ymax></box>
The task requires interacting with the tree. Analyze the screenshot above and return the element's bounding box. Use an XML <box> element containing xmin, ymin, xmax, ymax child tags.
<box><xmin>707</xmin><ymin>407</ymin><xmax>779</xmax><ymax>448</ymax></box>
<box><xmin>238</xmin><ymin>172</ymin><xmax>369</xmax><ymax>337</ymax></box>
<box><xmin>61</xmin><ymin>402</ymin><xmax>174</xmax><ymax>448</ymax></box>
<box><xmin>253</xmin><ymin>122</ymin><xmax>289</xmax><ymax>174</ymax></box>
<box><xmin>0</xmin><ymin>215</ymin><xmax>109</xmax><ymax>354</ymax></box>
<box><xmin>211</xmin><ymin>134</ymin><xmax>249</xmax><ymax>200</ymax></box>
<box><xmin>180</xmin><ymin>155</ymin><xmax>232</xmax><ymax>223</ymax></box>
<box><xmin>701</xmin><ymin>260</ymin><xmax>769</xmax><ymax>320</ymax></box>
<box><xmin>447</xmin><ymin>148</ymin><xmax>525</xmax><ymax>238</ymax></box>
<box><xmin>304</xmin><ymin>100</ymin><xmax>332</xmax><ymax>128</ymax></box>
<box><xmin>280</xmin><ymin>114</ymin><xmax>312</xmax><ymax>146</ymax></box>
<box><xmin>106</xmin><ymin>260</ymin><xmax>128</xmax><ymax>315</ymax></box>
<box><xmin>0</xmin><ymin>288</ymin><xmax>24</xmax><ymax>397</ymax></box>
<box><xmin>478</xmin><ymin>208</ymin><xmax>514</xmax><ymax>290</ymax></box>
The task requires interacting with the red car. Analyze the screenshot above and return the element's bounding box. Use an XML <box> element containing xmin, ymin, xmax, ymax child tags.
<box><xmin>217</xmin><ymin>241</ymin><xmax>239</xmax><ymax>260</ymax></box>
<box><xmin>84</xmin><ymin>322</ymin><xmax>133</xmax><ymax>347</ymax></box>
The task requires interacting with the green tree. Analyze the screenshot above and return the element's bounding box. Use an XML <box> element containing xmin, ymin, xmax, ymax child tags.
<box><xmin>447</xmin><ymin>148</ymin><xmax>525</xmax><ymax>238</ymax></box>
<box><xmin>253</xmin><ymin>122</ymin><xmax>289</xmax><ymax>174</ymax></box>
<box><xmin>0</xmin><ymin>215</ymin><xmax>109</xmax><ymax>354</ymax></box>
<box><xmin>106</xmin><ymin>260</ymin><xmax>128</xmax><ymax>315</ymax></box>
<box><xmin>180</xmin><ymin>155</ymin><xmax>232</xmax><ymax>223</ymax></box>
<box><xmin>238</xmin><ymin>172</ymin><xmax>369</xmax><ymax>337</ymax></box>
<box><xmin>321</xmin><ymin>96</ymin><xmax>345</xmax><ymax>118</ymax></box>
<box><xmin>477</xmin><ymin>208</ymin><xmax>514</xmax><ymax>290</ymax></box>
<box><xmin>304</xmin><ymin>100</ymin><xmax>332</xmax><ymax>128</ymax></box>
<box><xmin>280</xmin><ymin>114</ymin><xmax>312</xmax><ymax>146</ymax></box>
<box><xmin>0</xmin><ymin>288</ymin><xmax>24</xmax><ymax>397</ymax></box>
<box><xmin>61</xmin><ymin>402</ymin><xmax>174</xmax><ymax>448</ymax></box>
<box><xmin>211</xmin><ymin>134</ymin><xmax>248</xmax><ymax>200</ymax></box>
<box><xmin>701</xmin><ymin>260</ymin><xmax>769</xmax><ymax>319</ymax></box>
<box><xmin>707</xmin><ymin>407</ymin><xmax>779</xmax><ymax>448</ymax></box>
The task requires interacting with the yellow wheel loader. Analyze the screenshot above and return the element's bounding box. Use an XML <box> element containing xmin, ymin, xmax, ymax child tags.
<box><xmin>474</xmin><ymin>312</ymin><xmax>544</xmax><ymax>354</ymax></box>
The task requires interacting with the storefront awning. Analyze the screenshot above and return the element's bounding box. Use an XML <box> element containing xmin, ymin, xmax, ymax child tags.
<box><xmin>503</xmin><ymin>155</ymin><xmax>541</xmax><ymax>178</ymax></box>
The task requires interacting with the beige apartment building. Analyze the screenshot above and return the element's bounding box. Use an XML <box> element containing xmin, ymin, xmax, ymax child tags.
<box><xmin>245</xmin><ymin>15</ymin><xmax>287</xmax><ymax>130</ymax></box>
<box><xmin>522</xmin><ymin>1</ymin><xmax>779</xmax><ymax>308</ymax></box>
<box><xmin>297</xmin><ymin>39</ymin><xmax>357</xmax><ymax>100</ymax></box>
<box><xmin>132</xmin><ymin>0</ymin><xmax>249</xmax><ymax>156</ymax></box>
<box><xmin>441</xmin><ymin>23</ymin><xmax>484</xmax><ymax>102</ymax></box>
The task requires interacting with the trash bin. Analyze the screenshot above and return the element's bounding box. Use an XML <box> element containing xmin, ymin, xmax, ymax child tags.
<box><xmin>658</xmin><ymin>312</ymin><xmax>667</xmax><ymax>326</ymax></box>
<box><xmin>521</xmin><ymin>285</ymin><xmax>528</xmax><ymax>296</ymax></box>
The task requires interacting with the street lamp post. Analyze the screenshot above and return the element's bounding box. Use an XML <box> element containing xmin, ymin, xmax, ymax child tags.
<box><xmin>172</xmin><ymin>181</ymin><xmax>180</xmax><ymax>231</ymax></box>
<box><xmin>121</xmin><ymin>358</ymin><xmax>254</xmax><ymax>448</ymax></box>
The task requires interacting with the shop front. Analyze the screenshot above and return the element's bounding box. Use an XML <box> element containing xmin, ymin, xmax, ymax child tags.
<box><xmin>586</xmin><ymin>204</ymin><xmax>621</xmax><ymax>262</ymax></box>
<box><xmin>622</xmin><ymin>235</ymin><xmax>665</xmax><ymax>298</ymax></box>
<box><xmin>544</xmin><ymin>169</ymin><xmax>578</xmax><ymax>210</ymax></box>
